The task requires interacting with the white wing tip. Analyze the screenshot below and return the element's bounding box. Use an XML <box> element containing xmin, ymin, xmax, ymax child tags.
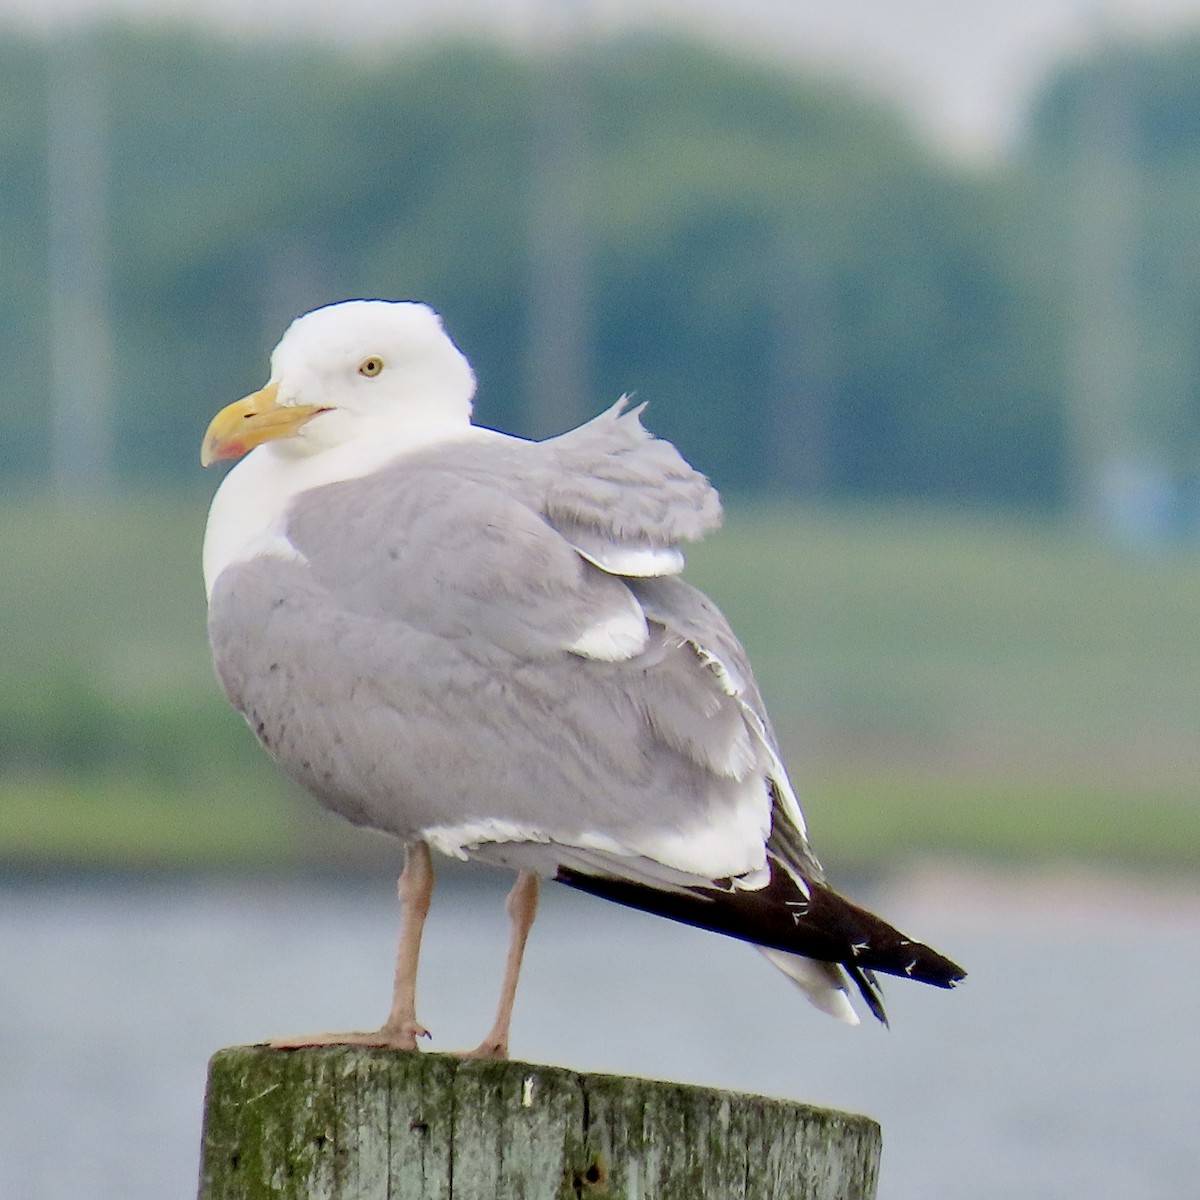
<box><xmin>759</xmin><ymin>948</ymin><xmax>861</xmax><ymax>1025</ymax></box>
<box><xmin>575</xmin><ymin>542</ymin><xmax>686</xmax><ymax>578</ymax></box>
<box><xmin>567</xmin><ymin>605</ymin><xmax>649</xmax><ymax>661</ymax></box>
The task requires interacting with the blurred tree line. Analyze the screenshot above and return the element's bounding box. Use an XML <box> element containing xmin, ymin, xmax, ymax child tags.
<box><xmin>3</xmin><ymin>26</ymin><xmax>1200</xmax><ymax>511</ymax></box>
<box><xmin>8</xmin><ymin>26</ymin><xmax>1200</xmax><ymax>867</ymax></box>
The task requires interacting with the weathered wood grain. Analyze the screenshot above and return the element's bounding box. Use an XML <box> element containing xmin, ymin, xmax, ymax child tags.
<box><xmin>198</xmin><ymin>1046</ymin><xmax>880</xmax><ymax>1200</ymax></box>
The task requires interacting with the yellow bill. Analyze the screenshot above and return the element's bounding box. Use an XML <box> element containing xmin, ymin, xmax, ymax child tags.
<box><xmin>201</xmin><ymin>381</ymin><xmax>330</xmax><ymax>466</ymax></box>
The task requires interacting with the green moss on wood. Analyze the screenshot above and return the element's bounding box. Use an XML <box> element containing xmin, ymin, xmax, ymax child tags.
<box><xmin>199</xmin><ymin>1045</ymin><xmax>880</xmax><ymax>1200</ymax></box>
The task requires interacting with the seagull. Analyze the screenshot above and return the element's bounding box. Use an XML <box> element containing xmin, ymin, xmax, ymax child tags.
<box><xmin>201</xmin><ymin>299</ymin><xmax>964</xmax><ymax>1058</ymax></box>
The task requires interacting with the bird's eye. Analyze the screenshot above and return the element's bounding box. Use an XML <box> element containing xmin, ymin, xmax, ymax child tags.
<box><xmin>358</xmin><ymin>357</ymin><xmax>384</xmax><ymax>377</ymax></box>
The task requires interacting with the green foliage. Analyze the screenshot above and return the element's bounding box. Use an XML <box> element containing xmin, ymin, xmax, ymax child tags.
<box><xmin>4</xmin><ymin>26</ymin><xmax>1064</xmax><ymax>506</ymax></box>
<box><xmin>0</xmin><ymin>773</ymin><xmax>302</xmax><ymax>870</ymax></box>
<box><xmin>687</xmin><ymin>503</ymin><xmax>1200</xmax><ymax>764</ymax></box>
<box><xmin>7</xmin><ymin>27</ymin><xmax>1200</xmax><ymax>872</ymax></box>
<box><xmin>0</xmin><ymin>497</ymin><xmax>249</xmax><ymax>775</ymax></box>
<box><xmin>806</xmin><ymin>774</ymin><xmax>1200</xmax><ymax>873</ymax></box>
<box><xmin>2</xmin><ymin>497</ymin><xmax>1198</xmax><ymax>871</ymax></box>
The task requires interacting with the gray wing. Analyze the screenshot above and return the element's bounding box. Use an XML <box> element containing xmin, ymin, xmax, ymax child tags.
<box><xmin>629</xmin><ymin>574</ymin><xmax>825</xmax><ymax>882</ymax></box>
<box><xmin>539</xmin><ymin>399</ymin><xmax>722</xmax><ymax>576</ymax></box>
<box><xmin>379</xmin><ymin>399</ymin><xmax>723</xmax><ymax>576</ymax></box>
<box><xmin>286</xmin><ymin>459</ymin><xmax>649</xmax><ymax>664</ymax></box>
<box><xmin>209</xmin><ymin>407</ymin><xmax>813</xmax><ymax>888</ymax></box>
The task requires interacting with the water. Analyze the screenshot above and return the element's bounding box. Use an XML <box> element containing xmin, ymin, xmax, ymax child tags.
<box><xmin>0</xmin><ymin>868</ymin><xmax>1196</xmax><ymax>1199</ymax></box>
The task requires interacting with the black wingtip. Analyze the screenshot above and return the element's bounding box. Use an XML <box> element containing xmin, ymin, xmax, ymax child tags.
<box><xmin>903</xmin><ymin>944</ymin><xmax>967</xmax><ymax>990</ymax></box>
<box><xmin>846</xmin><ymin>964</ymin><xmax>890</xmax><ymax>1027</ymax></box>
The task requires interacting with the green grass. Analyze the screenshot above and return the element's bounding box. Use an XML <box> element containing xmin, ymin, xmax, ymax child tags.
<box><xmin>803</xmin><ymin>772</ymin><xmax>1200</xmax><ymax>874</ymax></box>
<box><xmin>685</xmin><ymin>504</ymin><xmax>1200</xmax><ymax>777</ymax></box>
<box><xmin>0</xmin><ymin>772</ymin><xmax>301</xmax><ymax>870</ymax></box>
<box><xmin>1</xmin><ymin>495</ymin><xmax>1198</xmax><ymax>872</ymax></box>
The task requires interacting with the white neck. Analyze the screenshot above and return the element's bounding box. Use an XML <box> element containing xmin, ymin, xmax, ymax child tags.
<box><xmin>203</xmin><ymin>422</ymin><xmax>495</xmax><ymax>598</ymax></box>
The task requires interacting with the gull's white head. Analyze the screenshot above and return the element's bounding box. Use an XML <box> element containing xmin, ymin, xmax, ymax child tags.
<box><xmin>201</xmin><ymin>299</ymin><xmax>476</xmax><ymax>466</ymax></box>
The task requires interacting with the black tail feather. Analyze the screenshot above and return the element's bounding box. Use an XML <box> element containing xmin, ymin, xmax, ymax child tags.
<box><xmin>557</xmin><ymin>856</ymin><xmax>965</xmax><ymax>996</ymax></box>
<box><xmin>845</xmin><ymin>964</ymin><xmax>889</xmax><ymax>1027</ymax></box>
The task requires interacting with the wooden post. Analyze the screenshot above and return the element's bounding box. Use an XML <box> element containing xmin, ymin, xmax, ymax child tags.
<box><xmin>198</xmin><ymin>1046</ymin><xmax>881</xmax><ymax>1200</ymax></box>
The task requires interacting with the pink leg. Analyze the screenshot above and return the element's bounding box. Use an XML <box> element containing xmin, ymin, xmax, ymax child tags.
<box><xmin>462</xmin><ymin>870</ymin><xmax>540</xmax><ymax>1060</ymax></box>
<box><xmin>378</xmin><ymin>841</ymin><xmax>435</xmax><ymax>1045</ymax></box>
<box><xmin>270</xmin><ymin>842</ymin><xmax>435</xmax><ymax>1051</ymax></box>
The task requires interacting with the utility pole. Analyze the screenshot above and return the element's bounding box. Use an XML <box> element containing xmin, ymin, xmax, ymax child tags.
<box><xmin>261</xmin><ymin>231</ymin><xmax>330</xmax><ymax>346</ymax></box>
<box><xmin>765</xmin><ymin>218</ymin><xmax>836</xmax><ymax>498</ymax></box>
<box><xmin>47</xmin><ymin>29</ymin><xmax>115</xmax><ymax>502</ymax></box>
<box><xmin>523</xmin><ymin>1</ymin><xmax>592</xmax><ymax>438</ymax></box>
<box><xmin>1066</xmin><ymin>35</ymin><xmax>1143</xmax><ymax>534</ymax></box>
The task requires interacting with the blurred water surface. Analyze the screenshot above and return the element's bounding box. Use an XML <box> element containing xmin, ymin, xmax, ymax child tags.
<box><xmin>0</xmin><ymin>870</ymin><xmax>1195</xmax><ymax>1200</ymax></box>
